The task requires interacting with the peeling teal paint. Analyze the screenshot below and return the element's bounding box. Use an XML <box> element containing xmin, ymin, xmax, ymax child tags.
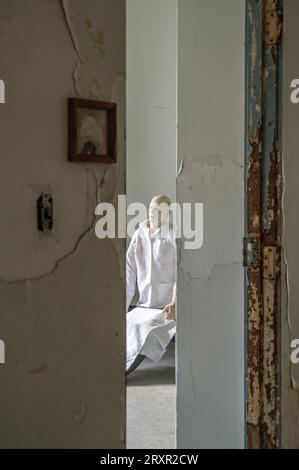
<box><xmin>245</xmin><ymin>0</ymin><xmax>283</xmax><ymax>449</ymax></box>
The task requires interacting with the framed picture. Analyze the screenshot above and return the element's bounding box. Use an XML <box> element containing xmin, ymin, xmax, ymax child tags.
<box><xmin>68</xmin><ymin>98</ymin><xmax>117</xmax><ymax>163</ymax></box>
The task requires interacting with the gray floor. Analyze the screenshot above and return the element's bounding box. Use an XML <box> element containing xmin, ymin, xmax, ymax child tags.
<box><xmin>126</xmin><ymin>342</ymin><xmax>176</xmax><ymax>449</ymax></box>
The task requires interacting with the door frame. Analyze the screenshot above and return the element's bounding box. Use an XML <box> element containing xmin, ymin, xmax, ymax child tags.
<box><xmin>244</xmin><ymin>0</ymin><xmax>283</xmax><ymax>449</ymax></box>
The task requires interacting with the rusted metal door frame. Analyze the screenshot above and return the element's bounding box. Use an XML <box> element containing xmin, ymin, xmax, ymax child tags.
<box><xmin>244</xmin><ymin>0</ymin><xmax>283</xmax><ymax>449</ymax></box>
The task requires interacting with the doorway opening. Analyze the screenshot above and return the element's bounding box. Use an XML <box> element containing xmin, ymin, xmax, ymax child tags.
<box><xmin>125</xmin><ymin>0</ymin><xmax>178</xmax><ymax>449</ymax></box>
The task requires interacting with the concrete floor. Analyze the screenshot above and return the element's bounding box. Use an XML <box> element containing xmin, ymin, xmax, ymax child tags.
<box><xmin>126</xmin><ymin>342</ymin><xmax>176</xmax><ymax>449</ymax></box>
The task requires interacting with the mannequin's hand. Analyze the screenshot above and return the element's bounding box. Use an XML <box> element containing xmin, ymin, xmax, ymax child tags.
<box><xmin>164</xmin><ymin>303</ymin><xmax>176</xmax><ymax>320</ymax></box>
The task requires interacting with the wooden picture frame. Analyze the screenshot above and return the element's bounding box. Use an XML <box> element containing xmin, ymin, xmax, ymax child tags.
<box><xmin>68</xmin><ymin>98</ymin><xmax>117</xmax><ymax>163</ymax></box>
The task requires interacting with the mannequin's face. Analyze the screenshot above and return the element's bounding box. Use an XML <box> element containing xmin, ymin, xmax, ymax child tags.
<box><xmin>149</xmin><ymin>198</ymin><xmax>170</xmax><ymax>228</ymax></box>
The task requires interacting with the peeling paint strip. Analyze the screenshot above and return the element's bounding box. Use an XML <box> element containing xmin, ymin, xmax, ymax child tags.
<box><xmin>245</xmin><ymin>0</ymin><xmax>283</xmax><ymax>449</ymax></box>
<box><xmin>177</xmin><ymin>159</ymin><xmax>184</xmax><ymax>178</ymax></box>
<box><xmin>245</xmin><ymin>0</ymin><xmax>264</xmax><ymax>449</ymax></box>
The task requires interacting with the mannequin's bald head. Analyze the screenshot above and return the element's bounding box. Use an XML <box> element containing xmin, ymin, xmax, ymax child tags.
<box><xmin>150</xmin><ymin>195</ymin><xmax>171</xmax><ymax>206</ymax></box>
<box><xmin>149</xmin><ymin>195</ymin><xmax>171</xmax><ymax>229</ymax></box>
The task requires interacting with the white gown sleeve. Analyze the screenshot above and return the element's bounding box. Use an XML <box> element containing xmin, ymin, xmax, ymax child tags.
<box><xmin>126</xmin><ymin>230</ymin><xmax>138</xmax><ymax>298</ymax></box>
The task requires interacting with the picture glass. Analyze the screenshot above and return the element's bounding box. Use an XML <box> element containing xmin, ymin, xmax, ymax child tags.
<box><xmin>77</xmin><ymin>108</ymin><xmax>108</xmax><ymax>156</ymax></box>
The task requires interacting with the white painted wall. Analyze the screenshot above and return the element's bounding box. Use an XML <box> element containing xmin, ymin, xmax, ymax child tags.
<box><xmin>281</xmin><ymin>0</ymin><xmax>299</xmax><ymax>449</ymax></box>
<box><xmin>177</xmin><ymin>0</ymin><xmax>245</xmax><ymax>448</ymax></box>
<box><xmin>126</xmin><ymin>0</ymin><xmax>177</xmax><ymax>208</ymax></box>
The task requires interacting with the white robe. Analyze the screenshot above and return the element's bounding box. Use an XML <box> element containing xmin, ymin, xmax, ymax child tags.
<box><xmin>126</xmin><ymin>221</ymin><xmax>176</xmax><ymax>370</ymax></box>
<box><xmin>126</xmin><ymin>307</ymin><xmax>176</xmax><ymax>370</ymax></box>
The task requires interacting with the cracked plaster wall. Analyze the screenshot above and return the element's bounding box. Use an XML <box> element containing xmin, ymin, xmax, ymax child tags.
<box><xmin>0</xmin><ymin>0</ymin><xmax>125</xmax><ymax>448</ymax></box>
<box><xmin>177</xmin><ymin>0</ymin><xmax>245</xmax><ymax>449</ymax></box>
<box><xmin>281</xmin><ymin>0</ymin><xmax>299</xmax><ymax>449</ymax></box>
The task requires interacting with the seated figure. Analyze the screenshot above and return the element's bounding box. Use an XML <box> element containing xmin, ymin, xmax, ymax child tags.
<box><xmin>126</xmin><ymin>195</ymin><xmax>176</xmax><ymax>374</ymax></box>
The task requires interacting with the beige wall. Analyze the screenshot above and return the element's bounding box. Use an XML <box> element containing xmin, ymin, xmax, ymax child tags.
<box><xmin>282</xmin><ymin>0</ymin><xmax>299</xmax><ymax>449</ymax></box>
<box><xmin>0</xmin><ymin>0</ymin><xmax>125</xmax><ymax>448</ymax></box>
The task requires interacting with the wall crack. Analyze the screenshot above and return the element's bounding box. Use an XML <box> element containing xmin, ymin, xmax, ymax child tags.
<box><xmin>60</xmin><ymin>0</ymin><xmax>81</xmax><ymax>97</ymax></box>
<box><xmin>0</xmin><ymin>164</ymin><xmax>111</xmax><ymax>285</ymax></box>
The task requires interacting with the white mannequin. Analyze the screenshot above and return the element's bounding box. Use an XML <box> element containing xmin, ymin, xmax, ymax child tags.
<box><xmin>126</xmin><ymin>195</ymin><xmax>176</xmax><ymax>320</ymax></box>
